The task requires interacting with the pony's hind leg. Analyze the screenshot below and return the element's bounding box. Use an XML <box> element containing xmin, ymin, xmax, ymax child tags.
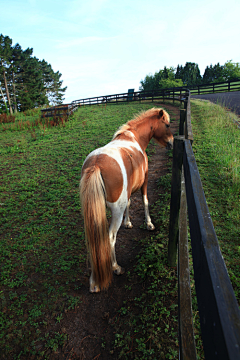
<box><xmin>124</xmin><ymin>199</ymin><xmax>133</xmax><ymax>229</ymax></box>
<box><xmin>89</xmin><ymin>273</ymin><xmax>100</xmax><ymax>293</ymax></box>
<box><xmin>142</xmin><ymin>194</ymin><xmax>155</xmax><ymax>230</ymax></box>
<box><xmin>108</xmin><ymin>203</ymin><xmax>126</xmax><ymax>275</ymax></box>
<box><xmin>141</xmin><ymin>175</ymin><xmax>155</xmax><ymax>230</ymax></box>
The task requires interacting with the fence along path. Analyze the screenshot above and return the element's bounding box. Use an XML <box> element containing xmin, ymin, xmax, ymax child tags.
<box><xmin>40</xmin><ymin>88</ymin><xmax>188</xmax><ymax>118</ymax></box>
<box><xmin>70</xmin><ymin>88</ymin><xmax>188</xmax><ymax>106</ymax></box>
<box><xmin>40</xmin><ymin>78</ymin><xmax>240</xmax><ymax>119</ymax></box>
<box><xmin>70</xmin><ymin>79</ymin><xmax>240</xmax><ymax>106</ymax></box>
<box><xmin>168</xmin><ymin>93</ymin><xmax>240</xmax><ymax>359</ymax></box>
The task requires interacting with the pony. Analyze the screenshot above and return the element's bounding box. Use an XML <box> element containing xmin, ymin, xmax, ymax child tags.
<box><xmin>80</xmin><ymin>108</ymin><xmax>174</xmax><ymax>292</ymax></box>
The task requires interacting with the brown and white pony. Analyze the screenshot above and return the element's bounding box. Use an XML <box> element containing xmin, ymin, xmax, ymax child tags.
<box><xmin>80</xmin><ymin>108</ymin><xmax>173</xmax><ymax>292</ymax></box>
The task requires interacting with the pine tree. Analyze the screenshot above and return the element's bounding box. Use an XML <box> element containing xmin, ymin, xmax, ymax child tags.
<box><xmin>40</xmin><ymin>60</ymin><xmax>67</xmax><ymax>105</ymax></box>
<box><xmin>0</xmin><ymin>34</ymin><xmax>13</xmax><ymax>114</ymax></box>
<box><xmin>180</xmin><ymin>62</ymin><xmax>202</xmax><ymax>86</ymax></box>
<box><xmin>0</xmin><ymin>33</ymin><xmax>67</xmax><ymax>113</ymax></box>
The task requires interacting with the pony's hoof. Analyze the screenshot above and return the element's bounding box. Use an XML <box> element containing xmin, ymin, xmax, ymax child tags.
<box><xmin>125</xmin><ymin>222</ymin><xmax>133</xmax><ymax>229</ymax></box>
<box><xmin>147</xmin><ymin>223</ymin><xmax>155</xmax><ymax>231</ymax></box>
<box><xmin>114</xmin><ymin>267</ymin><xmax>125</xmax><ymax>275</ymax></box>
<box><xmin>89</xmin><ymin>285</ymin><xmax>100</xmax><ymax>293</ymax></box>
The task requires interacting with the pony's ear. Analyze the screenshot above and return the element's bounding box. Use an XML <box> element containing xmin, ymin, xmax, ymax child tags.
<box><xmin>159</xmin><ymin>109</ymin><xmax>164</xmax><ymax>118</ymax></box>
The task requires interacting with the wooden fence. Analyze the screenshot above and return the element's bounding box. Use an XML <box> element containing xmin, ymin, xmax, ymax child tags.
<box><xmin>41</xmin><ymin>88</ymin><xmax>187</xmax><ymax>118</ymax></box>
<box><xmin>40</xmin><ymin>78</ymin><xmax>240</xmax><ymax>119</ymax></box>
<box><xmin>168</xmin><ymin>92</ymin><xmax>240</xmax><ymax>359</ymax></box>
<box><xmin>188</xmin><ymin>78</ymin><xmax>240</xmax><ymax>95</ymax></box>
<box><xmin>70</xmin><ymin>78</ymin><xmax>240</xmax><ymax>107</ymax></box>
<box><xmin>41</xmin><ymin>103</ymin><xmax>78</xmax><ymax>118</ymax></box>
<box><xmin>70</xmin><ymin>88</ymin><xmax>188</xmax><ymax>107</ymax></box>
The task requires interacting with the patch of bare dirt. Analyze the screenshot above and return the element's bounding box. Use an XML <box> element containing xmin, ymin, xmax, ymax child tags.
<box><xmin>54</xmin><ymin>103</ymin><xmax>180</xmax><ymax>360</ymax></box>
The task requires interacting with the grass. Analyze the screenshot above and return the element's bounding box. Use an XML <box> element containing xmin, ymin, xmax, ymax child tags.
<box><xmin>0</xmin><ymin>102</ymin><xmax>179</xmax><ymax>359</ymax></box>
<box><xmin>112</xmin><ymin>170</ymin><xmax>179</xmax><ymax>360</ymax></box>
<box><xmin>1</xmin><ymin>99</ymin><xmax>239</xmax><ymax>359</ymax></box>
<box><xmin>186</xmin><ymin>99</ymin><xmax>240</xmax><ymax>360</ymax></box>
<box><xmin>190</xmin><ymin>100</ymin><xmax>240</xmax><ymax>302</ymax></box>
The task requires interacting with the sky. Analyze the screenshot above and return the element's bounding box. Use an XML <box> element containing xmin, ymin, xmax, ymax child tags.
<box><xmin>1</xmin><ymin>0</ymin><xmax>240</xmax><ymax>103</ymax></box>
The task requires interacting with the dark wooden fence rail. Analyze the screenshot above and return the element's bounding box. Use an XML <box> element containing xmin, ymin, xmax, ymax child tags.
<box><xmin>70</xmin><ymin>88</ymin><xmax>188</xmax><ymax>107</ymax></box>
<box><xmin>41</xmin><ymin>103</ymin><xmax>78</xmax><ymax>118</ymax></box>
<box><xmin>188</xmin><ymin>78</ymin><xmax>240</xmax><ymax>95</ymax></box>
<box><xmin>41</xmin><ymin>78</ymin><xmax>240</xmax><ymax>119</ymax></box>
<box><xmin>168</xmin><ymin>92</ymin><xmax>240</xmax><ymax>359</ymax></box>
<box><xmin>41</xmin><ymin>88</ymin><xmax>187</xmax><ymax>118</ymax></box>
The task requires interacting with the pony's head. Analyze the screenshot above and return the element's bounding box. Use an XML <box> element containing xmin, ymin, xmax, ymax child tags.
<box><xmin>152</xmin><ymin>109</ymin><xmax>174</xmax><ymax>149</ymax></box>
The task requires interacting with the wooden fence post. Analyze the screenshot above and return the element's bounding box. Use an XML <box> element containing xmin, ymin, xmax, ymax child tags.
<box><xmin>168</xmin><ymin>135</ymin><xmax>185</xmax><ymax>267</ymax></box>
<box><xmin>179</xmin><ymin>109</ymin><xmax>186</xmax><ymax>136</ymax></box>
<box><xmin>178</xmin><ymin>168</ymin><xmax>197</xmax><ymax>360</ymax></box>
<box><xmin>183</xmin><ymin>140</ymin><xmax>240</xmax><ymax>359</ymax></box>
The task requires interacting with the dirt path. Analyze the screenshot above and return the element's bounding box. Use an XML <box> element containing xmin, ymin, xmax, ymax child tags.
<box><xmin>54</xmin><ymin>103</ymin><xmax>180</xmax><ymax>360</ymax></box>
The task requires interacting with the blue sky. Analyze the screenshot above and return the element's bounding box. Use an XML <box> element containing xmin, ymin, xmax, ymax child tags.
<box><xmin>1</xmin><ymin>0</ymin><xmax>240</xmax><ymax>103</ymax></box>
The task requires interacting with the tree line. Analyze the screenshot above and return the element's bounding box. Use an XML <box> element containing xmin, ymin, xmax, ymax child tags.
<box><xmin>139</xmin><ymin>61</ymin><xmax>240</xmax><ymax>92</ymax></box>
<box><xmin>0</xmin><ymin>34</ymin><xmax>67</xmax><ymax>114</ymax></box>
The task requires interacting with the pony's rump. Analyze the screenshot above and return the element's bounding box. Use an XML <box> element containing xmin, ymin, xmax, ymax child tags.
<box><xmin>80</xmin><ymin>165</ymin><xmax>112</xmax><ymax>289</ymax></box>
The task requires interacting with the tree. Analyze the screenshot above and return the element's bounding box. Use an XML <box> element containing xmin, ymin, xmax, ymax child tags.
<box><xmin>202</xmin><ymin>63</ymin><xmax>225</xmax><ymax>83</ymax></box>
<box><xmin>40</xmin><ymin>60</ymin><xmax>67</xmax><ymax>105</ymax></box>
<box><xmin>0</xmin><ymin>34</ymin><xmax>13</xmax><ymax>114</ymax></box>
<box><xmin>0</xmin><ymin>80</ymin><xmax>8</xmax><ymax>113</ymax></box>
<box><xmin>0</xmin><ymin>33</ymin><xmax>67</xmax><ymax>113</ymax></box>
<box><xmin>175</xmin><ymin>65</ymin><xmax>184</xmax><ymax>81</ymax></box>
<box><xmin>139</xmin><ymin>60</ymin><xmax>240</xmax><ymax>95</ymax></box>
<box><xmin>139</xmin><ymin>72</ymin><xmax>161</xmax><ymax>92</ymax></box>
<box><xmin>140</xmin><ymin>66</ymin><xmax>178</xmax><ymax>92</ymax></box>
<box><xmin>159</xmin><ymin>78</ymin><xmax>184</xmax><ymax>89</ymax></box>
<box><xmin>222</xmin><ymin>60</ymin><xmax>240</xmax><ymax>81</ymax></box>
<box><xmin>177</xmin><ymin>62</ymin><xmax>202</xmax><ymax>87</ymax></box>
<box><xmin>16</xmin><ymin>56</ymin><xmax>47</xmax><ymax>111</ymax></box>
<box><xmin>202</xmin><ymin>61</ymin><xmax>240</xmax><ymax>83</ymax></box>
<box><xmin>7</xmin><ymin>43</ymin><xmax>33</xmax><ymax>112</ymax></box>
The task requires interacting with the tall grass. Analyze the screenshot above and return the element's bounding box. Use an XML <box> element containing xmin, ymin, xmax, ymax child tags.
<box><xmin>191</xmin><ymin>99</ymin><xmax>240</xmax><ymax>301</ymax></box>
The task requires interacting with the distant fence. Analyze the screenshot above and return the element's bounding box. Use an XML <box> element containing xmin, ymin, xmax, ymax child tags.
<box><xmin>168</xmin><ymin>92</ymin><xmax>240</xmax><ymax>359</ymax></box>
<box><xmin>70</xmin><ymin>79</ymin><xmax>240</xmax><ymax>107</ymax></box>
<box><xmin>41</xmin><ymin>88</ymin><xmax>188</xmax><ymax>118</ymax></box>
<box><xmin>70</xmin><ymin>88</ymin><xmax>188</xmax><ymax>107</ymax></box>
<box><xmin>41</xmin><ymin>79</ymin><xmax>240</xmax><ymax>119</ymax></box>
<box><xmin>41</xmin><ymin>103</ymin><xmax>78</xmax><ymax>118</ymax></box>
<box><xmin>188</xmin><ymin>78</ymin><xmax>240</xmax><ymax>95</ymax></box>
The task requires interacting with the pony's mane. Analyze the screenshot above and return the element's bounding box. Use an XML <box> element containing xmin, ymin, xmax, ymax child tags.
<box><xmin>113</xmin><ymin>108</ymin><xmax>169</xmax><ymax>139</ymax></box>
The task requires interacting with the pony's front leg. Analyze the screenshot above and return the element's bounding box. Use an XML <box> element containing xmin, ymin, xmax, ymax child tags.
<box><xmin>124</xmin><ymin>199</ymin><xmax>133</xmax><ymax>228</ymax></box>
<box><xmin>141</xmin><ymin>179</ymin><xmax>155</xmax><ymax>231</ymax></box>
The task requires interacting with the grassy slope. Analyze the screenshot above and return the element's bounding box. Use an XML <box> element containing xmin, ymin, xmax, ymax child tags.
<box><xmin>190</xmin><ymin>99</ymin><xmax>240</xmax><ymax>302</ymax></box>
<box><xmin>1</xmin><ymin>100</ymin><xmax>239</xmax><ymax>359</ymax></box>
<box><xmin>0</xmin><ymin>103</ymin><xmax>179</xmax><ymax>359</ymax></box>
